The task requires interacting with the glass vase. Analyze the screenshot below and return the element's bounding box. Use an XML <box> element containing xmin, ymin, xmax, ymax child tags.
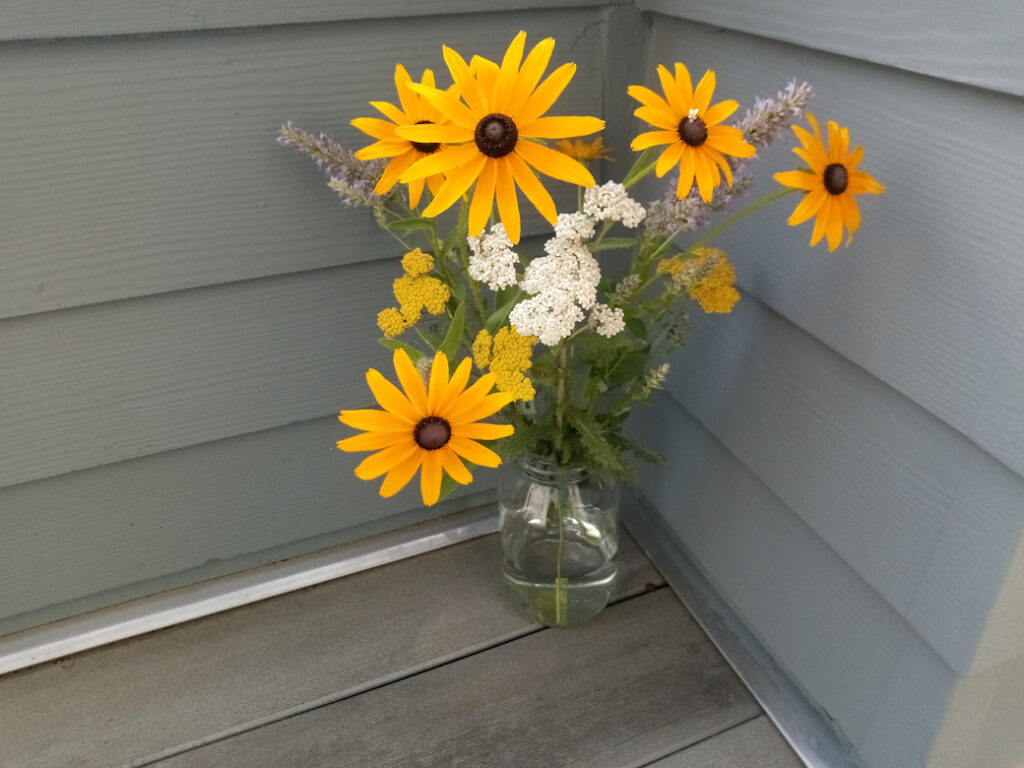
<box><xmin>498</xmin><ymin>454</ymin><xmax>620</xmax><ymax>627</ymax></box>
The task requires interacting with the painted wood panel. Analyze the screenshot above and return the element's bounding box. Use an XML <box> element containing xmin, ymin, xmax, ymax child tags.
<box><xmin>631</xmin><ymin>397</ymin><xmax>914</xmax><ymax>751</ymax></box>
<box><xmin>0</xmin><ymin>13</ymin><xmax>602</xmax><ymax>319</ymax></box>
<box><xmin>666</xmin><ymin>294</ymin><xmax>1024</xmax><ymax>672</ymax></box>
<box><xmin>644</xmin><ymin>18</ymin><xmax>1024</xmax><ymax>480</ymax></box>
<box><xmin>0</xmin><ymin>0</ymin><xmax>627</xmax><ymax>41</ymax></box>
<box><xmin>151</xmin><ymin>590</ymin><xmax>758</xmax><ymax>768</ymax></box>
<box><xmin>0</xmin><ymin>416</ymin><xmax>497</xmax><ymax>632</ymax></box>
<box><xmin>638</xmin><ymin>0</ymin><xmax>1024</xmax><ymax>97</ymax></box>
<box><xmin>0</xmin><ymin>533</ymin><xmax>662</xmax><ymax>768</ymax></box>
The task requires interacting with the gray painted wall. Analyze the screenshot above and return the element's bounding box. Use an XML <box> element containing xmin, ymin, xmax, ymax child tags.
<box><xmin>634</xmin><ymin>2</ymin><xmax>1024</xmax><ymax>767</ymax></box>
<box><xmin>0</xmin><ymin>4</ymin><xmax>618</xmax><ymax>635</ymax></box>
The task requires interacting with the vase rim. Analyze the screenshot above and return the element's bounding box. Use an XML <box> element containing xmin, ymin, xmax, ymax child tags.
<box><xmin>517</xmin><ymin>452</ymin><xmax>590</xmax><ymax>483</ymax></box>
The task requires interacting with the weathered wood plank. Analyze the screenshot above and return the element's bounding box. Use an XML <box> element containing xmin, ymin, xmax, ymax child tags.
<box><xmin>646</xmin><ymin>716</ymin><xmax>802</xmax><ymax>767</ymax></box>
<box><xmin>638</xmin><ymin>0</ymin><xmax>1024</xmax><ymax>97</ymax></box>
<box><xmin>632</xmin><ymin>397</ymin><xmax>914</xmax><ymax>743</ymax></box>
<box><xmin>0</xmin><ymin>14</ymin><xmax>601</xmax><ymax>319</ymax></box>
<box><xmin>0</xmin><ymin>415</ymin><xmax>493</xmax><ymax>631</ymax></box>
<box><xmin>151</xmin><ymin>589</ymin><xmax>756</xmax><ymax>768</ymax></box>
<box><xmin>0</xmin><ymin>1</ymin><xmax>627</xmax><ymax>41</ymax></box>
<box><xmin>0</xmin><ymin>532</ymin><xmax>663</xmax><ymax>768</ymax></box>
<box><xmin>644</xmin><ymin>18</ymin><xmax>1024</xmax><ymax>479</ymax></box>
<box><xmin>666</xmin><ymin>294</ymin><xmax>1024</xmax><ymax>673</ymax></box>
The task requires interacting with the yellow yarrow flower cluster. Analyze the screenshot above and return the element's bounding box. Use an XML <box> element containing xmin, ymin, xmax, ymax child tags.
<box><xmin>472</xmin><ymin>326</ymin><xmax>537</xmax><ymax>401</ymax></box>
<box><xmin>657</xmin><ymin>247</ymin><xmax>739</xmax><ymax>314</ymax></box>
<box><xmin>377</xmin><ymin>249</ymin><xmax>450</xmax><ymax>337</ymax></box>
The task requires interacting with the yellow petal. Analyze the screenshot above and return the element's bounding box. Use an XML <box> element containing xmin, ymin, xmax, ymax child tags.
<box><xmin>393</xmin><ymin>63</ymin><xmax>417</xmax><ymax>119</ymax></box>
<box><xmin>366</xmin><ymin>369</ymin><xmax>420</xmax><ymax>423</ymax></box>
<box><xmin>825</xmin><ymin>196</ymin><xmax>844</xmax><ymax>251</ymax></box>
<box><xmin>507</xmin><ymin>37</ymin><xmax>554</xmax><ymax>116</ymax></box>
<box><xmin>494</xmin><ymin>30</ymin><xmax>527</xmax><ymax>109</ymax></box>
<box><xmin>443</xmin><ymin>45</ymin><xmax>487</xmax><ymax>114</ymax></box>
<box><xmin>440</xmin><ymin>446</ymin><xmax>473</xmax><ymax>485</ymax></box>
<box><xmin>373</xmin><ymin>150</ymin><xmax>419</xmax><ymax>196</ymax></box>
<box><xmin>677</xmin><ymin>148</ymin><xmax>696</xmax><ymax>198</ymax></box>
<box><xmin>692</xmin><ymin>69</ymin><xmax>717</xmax><ymax>113</ymax></box>
<box><xmin>354</xmin><ymin>140</ymin><xmax>410</xmax><ymax>160</ymax></box>
<box><xmin>405</xmin><ymin>82</ymin><xmax>477</xmax><ymax>130</ymax></box>
<box><xmin>427</xmin><ymin>351</ymin><xmax>451</xmax><ymax>414</ymax></box>
<box><xmin>627</xmin><ymin>85</ymin><xmax>677</xmax><ymax>119</ymax></box>
<box><xmin>452</xmin><ymin>422</ymin><xmax>515</xmax><ymax>440</ymax></box>
<box><xmin>471</xmin><ymin>56</ymin><xmax>500</xmax><ymax>104</ymax></box>
<box><xmin>420</xmin><ymin>450</ymin><xmax>444</xmax><ymax>506</ymax></box>
<box><xmin>379</xmin><ymin>451</ymin><xmax>423</xmax><ymax>498</ymax></box>
<box><xmin>339</xmin><ymin>408</ymin><xmax>412</xmax><ymax>432</ymax></box>
<box><xmin>792</xmin><ymin>147</ymin><xmax>825</xmax><ymax>174</ymax></box>
<box><xmin>774</xmin><ymin>169</ymin><xmax>820</xmax><ymax>192</ymax></box>
<box><xmin>421</xmin><ymin>152</ymin><xmax>488</xmax><ymax>218</ymax></box>
<box><xmin>436</xmin><ymin>358</ymin><xmax>473</xmax><ymax>414</ymax></box>
<box><xmin>633</xmin><ymin>105</ymin><xmax>678</xmax><ymax>131</ymax></box>
<box><xmin>655</xmin><ymin>141</ymin><xmax>685</xmax><ymax>178</ymax></box>
<box><xmin>508</xmin><ymin>151</ymin><xmax>557</xmax><ymax>224</ymax></box>
<box><xmin>845</xmin><ymin>145</ymin><xmax>865</xmax><ymax>171</ymax></box>
<box><xmin>395</xmin><ymin>123</ymin><xmax>474</xmax><ymax>144</ymax></box>
<box><xmin>703</xmin><ymin>99</ymin><xmax>739</xmax><ymax>127</ymax></box>
<box><xmin>514</xmin><ymin>62</ymin><xmax>576</xmax><ymax>126</ymax></box>
<box><xmin>449</xmin><ymin>436</ymin><xmax>502</xmax><ymax>468</ymax></box>
<box><xmin>517</xmin><ymin>115</ymin><xmax>605</xmax><ymax>139</ymax></box>
<box><xmin>469</xmin><ymin>159</ymin><xmax>497</xmax><ymax>237</ymax></box>
<box><xmin>705</xmin><ymin>147</ymin><xmax>734</xmax><ymax>187</ymax></box>
<box><xmin>693</xmin><ymin>149</ymin><xmax>714</xmax><ymax>202</ymax></box>
<box><xmin>515</xmin><ymin>141</ymin><xmax>595</xmax><ymax>187</ymax></box>
<box><xmin>407</xmin><ymin>175</ymin><xmax>426</xmax><ymax>209</ymax></box>
<box><xmin>673</xmin><ymin>62</ymin><xmax>694</xmax><ymax>105</ymax></box>
<box><xmin>370</xmin><ymin>100</ymin><xmax>407</xmax><ymax>125</ymax></box>
<box><xmin>494</xmin><ymin>157</ymin><xmax>521</xmax><ymax>243</ymax></box>
<box><xmin>810</xmin><ymin>196</ymin><xmax>830</xmax><ymax>246</ymax></box>
<box><xmin>838</xmin><ymin>192</ymin><xmax>862</xmax><ymax>234</ymax></box>
<box><xmin>657</xmin><ymin>64</ymin><xmax>688</xmax><ymax>116</ymax></box>
<box><xmin>630</xmin><ymin>130</ymin><xmax>678</xmax><ymax>151</ymax></box>
<box><xmin>449</xmin><ymin>392</ymin><xmax>516</xmax><ymax>425</ymax></box>
<box><xmin>337</xmin><ymin>431</ymin><xmax>411</xmax><ymax>452</ymax></box>
<box><xmin>393</xmin><ymin>348</ymin><xmax>429</xmax><ymax>416</ymax></box>
<box><xmin>706</xmin><ymin>125</ymin><xmax>756</xmax><ymax>158</ymax></box>
<box><xmin>827</xmin><ymin>121</ymin><xmax>848</xmax><ymax>163</ymax></box>
<box><xmin>787</xmin><ymin>188</ymin><xmax>827</xmax><ymax>227</ymax></box>
<box><xmin>792</xmin><ymin>125</ymin><xmax>828</xmax><ymax>168</ymax></box>
<box><xmin>444</xmin><ymin>372</ymin><xmax>498</xmax><ymax>419</ymax></box>
<box><xmin>847</xmin><ymin>170</ymin><xmax>886</xmax><ymax>195</ymax></box>
<box><xmin>355</xmin><ymin>441</ymin><xmax>420</xmax><ymax>480</ymax></box>
<box><xmin>351</xmin><ymin>117</ymin><xmax>398</xmax><ymax>141</ymax></box>
<box><xmin>401</xmin><ymin>141</ymin><xmax>478</xmax><ymax>182</ymax></box>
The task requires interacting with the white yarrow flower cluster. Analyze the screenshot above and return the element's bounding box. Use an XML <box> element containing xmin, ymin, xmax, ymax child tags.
<box><xmin>589</xmin><ymin>303</ymin><xmax>626</xmax><ymax>337</ymax></box>
<box><xmin>583</xmin><ymin>181</ymin><xmax>646</xmax><ymax>228</ymax></box>
<box><xmin>467</xmin><ymin>223</ymin><xmax>519</xmax><ymax>291</ymax></box>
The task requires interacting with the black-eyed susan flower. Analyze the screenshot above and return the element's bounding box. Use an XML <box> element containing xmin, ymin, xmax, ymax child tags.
<box><xmin>774</xmin><ymin>113</ymin><xmax>885</xmax><ymax>250</ymax></box>
<box><xmin>351</xmin><ymin>65</ymin><xmax>454</xmax><ymax>208</ymax></box>
<box><xmin>555</xmin><ymin>137</ymin><xmax>612</xmax><ymax>162</ymax></box>
<box><xmin>395</xmin><ymin>31</ymin><xmax>605</xmax><ymax>243</ymax></box>
<box><xmin>629</xmin><ymin>63</ymin><xmax>755</xmax><ymax>202</ymax></box>
<box><xmin>338</xmin><ymin>350</ymin><xmax>515</xmax><ymax>506</ymax></box>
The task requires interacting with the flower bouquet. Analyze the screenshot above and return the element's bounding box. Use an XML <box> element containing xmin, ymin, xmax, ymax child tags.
<box><xmin>280</xmin><ymin>31</ymin><xmax>883</xmax><ymax>625</ymax></box>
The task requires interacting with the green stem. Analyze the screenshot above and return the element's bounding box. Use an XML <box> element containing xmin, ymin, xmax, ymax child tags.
<box><xmin>554</xmin><ymin>345</ymin><xmax>568</xmax><ymax>460</ymax></box>
<box><xmin>683</xmin><ymin>187</ymin><xmax>797</xmax><ymax>255</ymax></box>
<box><xmin>456</xmin><ymin>199</ymin><xmax>488</xmax><ymax>326</ymax></box>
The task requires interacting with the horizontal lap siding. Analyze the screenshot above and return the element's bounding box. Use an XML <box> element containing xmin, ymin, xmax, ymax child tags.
<box><xmin>641</xmin><ymin>10</ymin><xmax>1024</xmax><ymax>767</ymax></box>
<box><xmin>0</xmin><ymin>7</ymin><xmax>609</xmax><ymax>630</ymax></box>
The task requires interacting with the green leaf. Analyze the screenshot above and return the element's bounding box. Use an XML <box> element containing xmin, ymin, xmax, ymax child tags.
<box><xmin>590</xmin><ymin>237</ymin><xmax>638</xmax><ymax>252</ymax></box>
<box><xmin>622</xmin><ymin>147</ymin><xmax>659</xmax><ymax>189</ymax></box>
<box><xmin>414</xmin><ymin>327</ymin><xmax>442</xmax><ymax>351</ymax></box>
<box><xmin>485</xmin><ymin>293</ymin><xmax>520</xmax><ymax>334</ymax></box>
<box><xmin>441</xmin><ymin>226</ymin><xmax>462</xmax><ymax>257</ymax></box>
<box><xmin>438</xmin><ymin>303</ymin><xmax>466</xmax><ymax>361</ymax></box>
<box><xmin>608</xmin><ymin>349</ymin><xmax>648</xmax><ymax>387</ymax></box>
<box><xmin>389</xmin><ymin>217</ymin><xmax>436</xmax><ymax>233</ymax></box>
<box><xmin>437</xmin><ymin>472</ymin><xmax>461</xmax><ymax>504</ymax></box>
<box><xmin>625</xmin><ymin>317</ymin><xmax>647</xmax><ymax>340</ymax></box>
<box><xmin>378</xmin><ymin>338</ymin><xmax>424</xmax><ymax>361</ymax></box>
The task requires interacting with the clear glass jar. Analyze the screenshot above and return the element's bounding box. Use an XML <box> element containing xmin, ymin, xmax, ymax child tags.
<box><xmin>498</xmin><ymin>454</ymin><xmax>620</xmax><ymax>627</ymax></box>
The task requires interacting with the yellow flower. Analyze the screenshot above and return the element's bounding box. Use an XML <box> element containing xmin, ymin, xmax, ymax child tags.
<box><xmin>629</xmin><ymin>63</ymin><xmax>755</xmax><ymax>202</ymax></box>
<box><xmin>687</xmin><ymin>248</ymin><xmax>739</xmax><ymax>314</ymax></box>
<box><xmin>555</xmin><ymin>137</ymin><xmax>612</xmax><ymax>161</ymax></box>
<box><xmin>401</xmin><ymin>248</ymin><xmax>434</xmax><ymax>277</ymax></box>
<box><xmin>351</xmin><ymin>65</ymin><xmax>453</xmax><ymax>208</ymax></box>
<box><xmin>395</xmin><ymin>31</ymin><xmax>605</xmax><ymax>243</ymax></box>
<box><xmin>473</xmin><ymin>326</ymin><xmax>536</xmax><ymax>401</ymax></box>
<box><xmin>338</xmin><ymin>350</ymin><xmax>515</xmax><ymax>506</ymax></box>
<box><xmin>393</xmin><ymin>274</ymin><xmax>449</xmax><ymax>321</ymax></box>
<box><xmin>377</xmin><ymin>307</ymin><xmax>412</xmax><ymax>337</ymax></box>
<box><xmin>774</xmin><ymin>113</ymin><xmax>885</xmax><ymax>251</ymax></box>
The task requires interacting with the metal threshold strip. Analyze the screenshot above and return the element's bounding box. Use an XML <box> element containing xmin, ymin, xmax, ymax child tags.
<box><xmin>0</xmin><ymin>505</ymin><xmax>498</xmax><ymax>677</ymax></box>
<box><xmin>622</xmin><ymin>498</ymin><xmax>861</xmax><ymax>768</ymax></box>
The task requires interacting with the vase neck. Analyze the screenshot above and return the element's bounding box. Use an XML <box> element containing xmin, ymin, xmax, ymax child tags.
<box><xmin>518</xmin><ymin>454</ymin><xmax>590</xmax><ymax>484</ymax></box>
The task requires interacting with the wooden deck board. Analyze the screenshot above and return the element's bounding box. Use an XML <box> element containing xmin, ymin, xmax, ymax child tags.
<box><xmin>646</xmin><ymin>716</ymin><xmax>804</xmax><ymax>767</ymax></box>
<box><xmin>0</xmin><ymin>532</ymin><xmax>661</xmax><ymax>768</ymax></box>
<box><xmin>153</xmin><ymin>589</ymin><xmax>759</xmax><ymax>768</ymax></box>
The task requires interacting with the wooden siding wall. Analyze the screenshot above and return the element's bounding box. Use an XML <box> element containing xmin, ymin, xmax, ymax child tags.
<box><xmin>633</xmin><ymin>3</ymin><xmax>1024</xmax><ymax>767</ymax></box>
<box><xmin>0</xmin><ymin>3</ymin><xmax>620</xmax><ymax>635</ymax></box>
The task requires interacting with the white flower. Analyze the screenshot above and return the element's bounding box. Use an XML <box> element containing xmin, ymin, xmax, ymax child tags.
<box><xmin>509</xmin><ymin>292</ymin><xmax>585</xmax><ymax>347</ymax></box>
<box><xmin>588</xmin><ymin>303</ymin><xmax>625</xmax><ymax>338</ymax></box>
<box><xmin>553</xmin><ymin>211</ymin><xmax>596</xmax><ymax>241</ymax></box>
<box><xmin>467</xmin><ymin>223</ymin><xmax>519</xmax><ymax>290</ymax></box>
<box><xmin>583</xmin><ymin>181</ymin><xmax>647</xmax><ymax>228</ymax></box>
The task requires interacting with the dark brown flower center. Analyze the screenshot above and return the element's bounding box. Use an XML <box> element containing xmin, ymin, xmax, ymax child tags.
<box><xmin>475</xmin><ymin>113</ymin><xmax>518</xmax><ymax>158</ymax></box>
<box><xmin>678</xmin><ymin>116</ymin><xmax>708</xmax><ymax>147</ymax></box>
<box><xmin>410</xmin><ymin>120</ymin><xmax>440</xmax><ymax>155</ymax></box>
<box><xmin>413</xmin><ymin>416</ymin><xmax>451</xmax><ymax>450</ymax></box>
<box><xmin>823</xmin><ymin>163</ymin><xmax>849</xmax><ymax>195</ymax></box>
